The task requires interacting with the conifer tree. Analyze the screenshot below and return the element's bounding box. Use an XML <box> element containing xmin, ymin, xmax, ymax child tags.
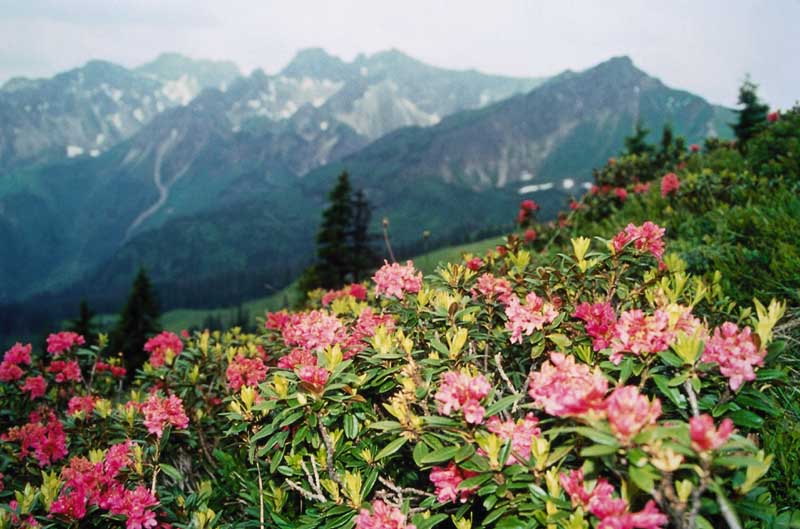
<box><xmin>299</xmin><ymin>171</ymin><xmax>378</xmax><ymax>295</ymax></box>
<box><xmin>111</xmin><ymin>268</ymin><xmax>160</xmax><ymax>377</ymax></box>
<box><xmin>68</xmin><ymin>299</ymin><xmax>95</xmax><ymax>345</ymax></box>
<box><xmin>350</xmin><ymin>189</ymin><xmax>378</xmax><ymax>282</ymax></box>
<box><xmin>315</xmin><ymin>171</ymin><xmax>355</xmax><ymax>289</ymax></box>
<box><xmin>733</xmin><ymin>78</ymin><xmax>769</xmax><ymax>149</ymax></box>
<box><xmin>624</xmin><ymin>121</ymin><xmax>654</xmax><ymax>156</ymax></box>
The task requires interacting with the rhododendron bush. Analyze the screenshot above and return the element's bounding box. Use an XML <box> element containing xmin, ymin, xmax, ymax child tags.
<box><xmin>0</xmin><ymin>225</ymin><xmax>791</xmax><ymax>529</ymax></box>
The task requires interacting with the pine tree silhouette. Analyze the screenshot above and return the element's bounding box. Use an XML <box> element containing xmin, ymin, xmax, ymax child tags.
<box><xmin>111</xmin><ymin>268</ymin><xmax>160</xmax><ymax>378</ymax></box>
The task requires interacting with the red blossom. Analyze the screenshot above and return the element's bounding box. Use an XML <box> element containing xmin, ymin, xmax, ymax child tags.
<box><xmin>144</xmin><ymin>331</ymin><xmax>184</xmax><ymax>368</ymax></box>
<box><xmin>690</xmin><ymin>414</ymin><xmax>735</xmax><ymax>452</ymax></box>
<box><xmin>504</xmin><ymin>292</ymin><xmax>558</xmax><ymax>344</ymax></box>
<box><xmin>430</xmin><ymin>462</ymin><xmax>478</xmax><ymax>503</ymax></box>
<box><xmin>21</xmin><ymin>375</ymin><xmax>47</xmax><ymax>399</ymax></box>
<box><xmin>605</xmin><ymin>386</ymin><xmax>662</xmax><ymax>444</ymax></box>
<box><xmin>372</xmin><ymin>260</ymin><xmax>423</xmax><ymax>300</ymax></box>
<box><xmin>702</xmin><ymin>322</ymin><xmax>764</xmax><ymax>391</ymax></box>
<box><xmin>434</xmin><ymin>370</ymin><xmax>491</xmax><ymax>424</ymax></box>
<box><xmin>466</xmin><ymin>257</ymin><xmax>484</xmax><ymax>271</ymax></box>
<box><xmin>660</xmin><ymin>173</ymin><xmax>680</xmax><ymax>198</ymax></box>
<box><xmin>226</xmin><ymin>354</ymin><xmax>268</xmax><ymax>391</ymax></box>
<box><xmin>142</xmin><ymin>393</ymin><xmax>189</xmax><ymax>439</ymax></box>
<box><xmin>528</xmin><ymin>353</ymin><xmax>608</xmax><ymax>417</ymax></box>
<box><xmin>46</xmin><ymin>332</ymin><xmax>85</xmax><ymax>356</ymax></box>
<box><xmin>573</xmin><ymin>301</ymin><xmax>617</xmax><ymax>351</ymax></box>
<box><xmin>355</xmin><ymin>500</ymin><xmax>415</xmax><ymax>529</ymax></box>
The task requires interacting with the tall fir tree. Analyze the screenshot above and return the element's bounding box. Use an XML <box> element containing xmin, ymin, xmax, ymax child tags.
<box><xmin>67</xmin><ymin>299</ymin><xmax>95</xmax><ymax>345</ymax></box>
<box><xmin>315</xmin><ymin>171</ymin><xmax>355</xmax><ymax>289</ymax></box>
<box><xmin>624</xmin><ymin>121</ymin><xmax>654</xmax><ymax>156</ymax></box>
<box><xmin>299</xmin><ymin>171</ymin><xmax>378</xmax><ymax>295</ymax></box>
<box><xmin>350</xmin><ymin>189</ymin><xmax>378</xmax><ymax>282</ymax></box>
<box><xmin>111</xmin><ymin>268</ymin><xmax>160</xmax><ymax>378</ymax></box>
<box><xmin>733</xmin><ymin>78</ymin><xmax>769</xmax><ymax>149</ymax></box>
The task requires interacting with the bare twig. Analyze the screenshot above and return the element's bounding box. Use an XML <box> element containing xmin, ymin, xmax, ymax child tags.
<box><xmin>318</xmin><ymin>418</ymin><xmax>343</xmax><ymax>486</ymax></box>
<box><xmin>382</xmin><ymin>218</ymin><xmax>396</xmax><ymax>263</ymax></box>
<box><xmin>286</xmin><ymin>479</ymin><xmax>326</xmax><ymax>503</ymax></box>
<box><xmin>255</xmin><ymin>458</ymin><xmax>265</xmax><ymax>529</ymax></box>
<box><xmin>684</xmin><ymin>380</ymin><xmax>699</xmax><ymax>417</ymax></box>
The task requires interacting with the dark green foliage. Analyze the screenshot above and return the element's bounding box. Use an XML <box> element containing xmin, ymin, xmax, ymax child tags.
<box><xmin>351</xmin><ymin>189</ymin><xmax>378</xmax><ymax>282</ymax></box>
<box><xmin>110</xmin><ymin>268</ymin><xmax>160</xmax><ymax>376</ymax></box>
<box><xmin>315</xmin><ymin>171</ymin><xmax>355</xmax><ymax>289</ymax></box>
<box><xmin>302</xmin><ymin>171</ymin><xmax>379</xmax><ymax>294</ymax></box>
<box><xmin>624</xmin><ymin>121</ymin><xmax>654</xmax><ymax>156</ymax></box>
<box><xmin>732</xmin><ymin>78</ymin><xmax>769</xmax><ymax>148</ymax></box>
<box><xmin>67</xmin><ymin>299</ymin><xmax>96</xmax><ymax>346</ymax></box>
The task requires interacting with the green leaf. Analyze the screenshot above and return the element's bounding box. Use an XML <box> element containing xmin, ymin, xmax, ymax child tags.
<box><xmin>375</xmin><ymin>437</ymin><xmax>408</xmax><ymax>461</ymax></box>
<box><xmin>159</xmin><ymin>463</ymin><xmax>182</xmax><ymax>482</ymax></box>
<box><xmin>367</xmin><ymin>421</ymin><xmax>403</xmax><ymax>431</ymax></box>
<box><xmin>629</xmin><ymin>466</ymin><xmax>656</xmax><ymax>493</ymax></box>
<box><xmin>412</xmin><ymin>513</ymin><xmax>448</xmax><ymax>529</ymax></box>
<box><xmin>343</xmin><ymin>415</ymin><xmax>358</xmax><ymax>440</ymax></box>
<box><xmin>458</xmin><ymin>473</ymin><xmax>492</xmax><ymax>489</ymax></box>
<box><xmin>418</xmin><ymin>446</ymin><xmax>461</xmax><ymax>466</ymax></box>
<box><xmin>580</xmin><ymin>444</ymin><xmax>618</xmax><ymax>457</ymax></box>
<box><xmin>484</xmin><ymin>394</ymin><xmax>521</xmax><ymax>417</ymax></box>
<box><xmin>729</xmin><ymin>409</ymin><xmax>763</xmax><ymax>429</ymax></box>
<box><xmin>571</xmin><ymin>427</ymin><xmax>619</xmax><ymax>446</ymax></box>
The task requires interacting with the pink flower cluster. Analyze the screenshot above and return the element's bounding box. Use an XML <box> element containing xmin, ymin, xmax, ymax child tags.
<box><xmin>434</xmin><ymin>370</ymin><xmax>492</xmax><ymax>424</ymax></box>
<box><xmin>1</xmin><ymin>411</ymin><xmax>68</xmax><ymax>467</ymax></box>
<box><xmin>95</xmin><ymin>360</ymin><xmax>127</xmax><ymax>378</ymax></box>
<box><xmin>355</xmin><ymin>500</ymin><xmax>415</xmax><ymax>529</ymax></box>
<box><xmin>605</xmin><ymin>386</ymin><xmax>662</xmax><ymax>444</ymax></box>
<box><xmin>46</xmin><ymin>332</ymin><xmax>86</xmax><ymax>356</ymax></box>
<box><xmin>612</xmin><ymin>222</ymin><xmax>666</xmax><ymax>261</ymax></box>
<box><xmin>702</xmin><ymin>322</ymin><xmax>764</xmax><ymax>390</ymax></box>
<box><xmin>47</xmin><ymin>360</ymin><xmax>82</xmax><ymax>383</ymax></box>
<box><xmin>372</xmin><ymin>260</ymin><xmax>423</xmax><ymax>300</ymax></box>
<box><xmin>528</xmin><ymin>353</ymin><xmax>607</xmax><ymax>417</ymax></box>
<box><xmin>67</xmin><ymin>395</ymin><xmax>98</xmax><ymax>417</ymax></box>
<box><xmin>560</xmin><ymin>469</ymin><xmax>667</xmax><ymax>529</ymax></box>
<box><xmin>321</xmin><ymin>283</ymin><xmax>368</xmax><ymax>306</ymax></box>
<box><xmin>609</xmin><ymin>309</ymin><xmax>672</xmax><ymax>364</ymax></box>
<box><xmin>573</xmin><ymin>301</ymin><xmax>617</xmax><ymax>351</ymax></box>
<box><xmin>465</xmin><ymin>256</ymin><xmax>484</xmax><ymax>271</ymax></box>
<box><xmin>281</xmin><ymin>310</ymin><xmax>345</xmax><ymax>353</ymax></box>
<box><xmin>0</xmin><ymin>342</ymin><xmax>32</xmax><ymax>382</ymax></box>
<box><xmin>660</xmin><ymin>172</ymin><xmax>680</xmax><ymax>198</ymax></box>
<box><xmin>277</xmin><ymin>348</ymin><xmax>317</xmax><ymax>370</ymax></box>
<box><xmin>297</xmin><ymin>365</ymin><xmax>330</xmax><ymax>392</ymax></box>
<box><xmin>690</xmin><ymin>414</ymin><xmax>734</xmax><ymax>453</ymax></box>
<box><xmin>265</xmin><ymin>310</ymin><xmax>292</xmax><ymax>331</ymax></box>
<box><xmin>430</xmin><ymin>462</ymin><xmax>478</xmax><ymax>503</ymax></box>
<box><xmin>343</xmin><ymin>307</ymin><xmax>396</xmax><ymax>359</ymax></box>
<box><xmin>50</xmin><ymin>442</ymin><xmax>160</xmax><ymax>529</ymax></box>
<box><xmin>226</xmin><ymin>354</ymin><xmax>268</xmax><ymax>391</ymax></box>
<box><xmin>504</xmin><ymin>292</ymin><xmax>558</xmax><ymax>344</ymax></box>
<box><xmin>471</xmin><ymin>273</ymin><xmax>513</xmax><ymax>304</ymax></box>
<box><xmin>633</xmin><ymin>182</ymin><xmax>651</xmax><ymax>194</ymax></box>
<box><xmin>485</xmin><ymin>413</ymin><xmax>541</xmax><ymax>465</ymax></box>
<box><xmin>21</xmin><ymin>375</ymin><xmax>47</xmax><ymax>399</ymax></box>
<box><xmin>144</xmin><ymin>331</ymin><xmax>184</xmax><ymax>368</ymax></box>
<box><xmin>141</xmin><ymin>393</ymin><xmax>189</xmax><ymax>438</ymax></box>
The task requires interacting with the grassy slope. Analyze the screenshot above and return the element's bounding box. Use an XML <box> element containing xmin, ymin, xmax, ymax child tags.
<box><xmin>158</xmin><ymin>235</ymin><xmax>506</xmax><ymax>331</ymax></box>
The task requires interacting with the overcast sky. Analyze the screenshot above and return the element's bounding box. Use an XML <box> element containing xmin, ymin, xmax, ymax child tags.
<box><xmin>0</xmin><ymin>0</ymin><xmax>797</xmax><ymax>108</ymax></box>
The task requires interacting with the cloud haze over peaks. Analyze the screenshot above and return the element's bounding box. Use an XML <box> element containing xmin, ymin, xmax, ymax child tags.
<box><xmin>0</xmin><ymin>0</ymin><xmax>798</xmax><ymax>108</ymax></box>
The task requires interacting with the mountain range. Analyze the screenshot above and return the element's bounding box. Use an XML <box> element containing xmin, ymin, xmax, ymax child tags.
<box><xmin>0</xmin><ymin>49</ymin><xmax>733</xmax><ymax>328</ymax></box>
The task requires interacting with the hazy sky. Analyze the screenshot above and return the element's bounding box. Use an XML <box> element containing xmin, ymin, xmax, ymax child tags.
<box><xmin>1</xmin><ymin>0</ymin><xmax>798</xmax><ymax>108</ymax></box>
